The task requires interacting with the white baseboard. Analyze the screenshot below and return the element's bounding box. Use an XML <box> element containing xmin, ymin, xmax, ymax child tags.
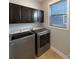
<box><xmin>51</xmin><ymin>46</ymin><xmax>69</xmax><ymax>59</ymax></box>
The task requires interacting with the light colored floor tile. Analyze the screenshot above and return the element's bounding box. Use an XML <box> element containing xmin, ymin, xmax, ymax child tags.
<box><xmin>36</xmin><ymin>49</ymin><xmax>63</xmax><ymax>59</ymax></box>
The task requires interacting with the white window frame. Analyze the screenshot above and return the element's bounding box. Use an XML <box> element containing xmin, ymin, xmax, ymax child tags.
<box><xmin>48</xmin><ymin>0</ymin><xmax>70</xmax><ymax>30</ymax></box>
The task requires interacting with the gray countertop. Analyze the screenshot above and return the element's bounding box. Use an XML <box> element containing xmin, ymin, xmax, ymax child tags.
<box><xmin>9</xmin><ymin>27</ymin><xmax>44</xmax><ymax>34</ymax></box>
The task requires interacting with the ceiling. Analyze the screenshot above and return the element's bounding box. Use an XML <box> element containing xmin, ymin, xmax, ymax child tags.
<box><xmin>37</xmin><ymin>0</ymin><xmax>44</xmax><ymax>2</ymax></box>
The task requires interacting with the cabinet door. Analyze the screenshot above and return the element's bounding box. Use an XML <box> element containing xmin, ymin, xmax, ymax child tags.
<box><xmin>37</xmin><ymin>10</ymin><xmax>44</xmax><ymax>23</ymax></box>
<box><xmin>9</xmin><ymin>3</ymin><xmax>13</xmax><ymax>23</ymax></box>
<box><xmin>12</xmin><ymin>4</ymin><xmax>21</xmax><ymax>23</ymax></box>
<box><xmin>32</xmin><ymin>10</ymin><xmax>44</xmax><ymax>23</ymax></box>
<box><xmin>21</xmin><ymin>6</ymin><xmax>33</xmax><ymax>23</ymax></box>
<box><xmin>9</xmin><ymin>3</ymin><xmax>21</xmax><ymax>23</ymax></box>
<box><xmin>32</xmin><ymin>9</ymin><xmax>38</xmax><ymax>22</ymax></box>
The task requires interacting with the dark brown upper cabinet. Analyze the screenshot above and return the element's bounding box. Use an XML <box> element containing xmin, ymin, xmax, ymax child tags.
<box><xmin>37</xmin><ymin>10</ymin><xmax>44</xmax><ymax>23</ymax></box>
<box><xmin>32</xmin><ymin>9</ymin><xmax>38</xmax><ymax>22</ymax></box>
<box><xmin>9</xmin><ymin>3</ymin><xmax>21</xmax><ymax>23</ymax></box>
<box><xmin>32</xmin><ymin>9</ymin><xmax>44</xmax><ymax>23</ymax></box>
<box><xmin>21</xmin><ymin>6</ymin><xmax>34</xmax><ymax>23</ymax></box>
<box><xmin>9</xmin><ymin>3</ymin><xmax>44</xmax><ymax>23</ymax></box>
<box><xmin>9</xmin><ymin>3</ymin><xmax>13</xmax><ymax>23</ymax></box>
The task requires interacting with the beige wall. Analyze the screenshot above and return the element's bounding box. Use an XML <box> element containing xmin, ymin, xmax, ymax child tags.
<box><xmin>41</xmin><ymin>0</ymin><xmax>70</xmax><ymax>57</ymax></box>
<box><xmin>9</xmin><ymin>0</ymin><xmax>41</xmax><ymax>9</ymax></box>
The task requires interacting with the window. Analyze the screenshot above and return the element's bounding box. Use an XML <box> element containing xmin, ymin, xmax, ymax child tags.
<box><xmin>50</xmin><ymin>0</ymin><xmax>68</xmax><ymax>29</ymax></box>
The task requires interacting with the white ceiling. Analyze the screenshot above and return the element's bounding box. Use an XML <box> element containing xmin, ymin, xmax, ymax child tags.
<box><xmin>37</xmin><ymin>0</ymin><xmax>44</xmax><ymax>2</ymax></box>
